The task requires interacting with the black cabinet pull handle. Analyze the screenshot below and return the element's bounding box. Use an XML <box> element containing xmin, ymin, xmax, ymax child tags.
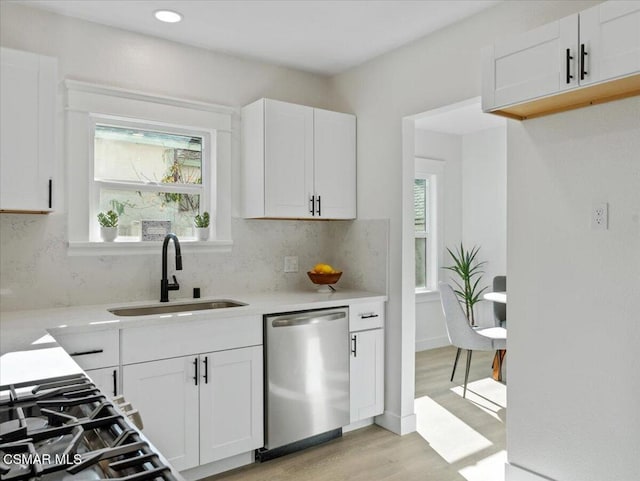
<box><xmin>193</xmin><ymin>357</ymin><xmax>199</xmax><ymax>386</ymax></box>
<box><xmin>48</xmin><ymin>179</ymin><xmax>52</xmax><ymax>209</ymax></box>
<box><xmin>112</xmin><ymin>369</ymin><xmax>117</xmax><ymax>397</ymax></box>
<box><xmin>580</xmin><ymin>43</ymin><xmax>588</xmax><ymax>80</ymax></box>
<box><xmin>70</xmin><ymin>349</ymin><xmax>104</xmax><ymax>357</ymax></box>
<box><xmin>360</xmin><ymin>313</ymin><xmax>379</xmax><ymax>319</ymax></box>
<box><xmin>351</xmin><ymin>334</ymin><xmax>357</xmax><ymax>357</ymax></box>
<box><xmin>309</xmin><ymin>195</ymin><xmax>315</xmax><ymax>216</ymax></box>
<box><xmin>565</xmin><ymin>48</ymin><xmax>573</xmax><ymax>84</ymax></box>
<box><xmin>203</xmin><ymin>356</ymin><xmax>209</xmax><ymax>384</ymax></box>
<box><xmin>316</xmin><ymin>195</ymin><xmax>322</xmax><ymax>216</ymax></box>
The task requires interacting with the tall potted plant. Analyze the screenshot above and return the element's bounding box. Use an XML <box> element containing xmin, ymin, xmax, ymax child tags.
<box><xmin>443</xmin><ymin>244</ymin><xmax>487</xmax><ymax>326</ymax></box>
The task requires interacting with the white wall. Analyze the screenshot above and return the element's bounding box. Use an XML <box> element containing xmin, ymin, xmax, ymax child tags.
<box><xmin>507</xmin><ymin>98</ymin><xmax>640</xmax><ymax>481</ymax></box>
<box><xmin>414</xmin><ymin>130</ymin><xmax>462</xmax><ymax>350</ymax></box>
<box><xmin>462</xmin><ymin>126</ymin><xmax>507</xmax><ymax>327</ymax></box>
<box><xmin>330</xmin><ymin>0</ymin><xmax>608</xmax><ymax>463</ymax></box>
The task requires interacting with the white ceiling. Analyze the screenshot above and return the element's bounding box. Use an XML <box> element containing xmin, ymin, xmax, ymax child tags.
<box><xmin>18</xmin><ymin>0</ymin><xmax>501</xmax><ymax>75</ymax></box>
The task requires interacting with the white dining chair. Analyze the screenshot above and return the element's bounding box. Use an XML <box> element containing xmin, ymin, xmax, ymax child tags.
<box><xmin>439</xmin><ymin>282</ymin><xmax>507</xmax><ymax>397</ymax></box>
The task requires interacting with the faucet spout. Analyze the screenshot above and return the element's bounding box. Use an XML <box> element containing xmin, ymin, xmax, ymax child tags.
<box><xmin>161</xmin><ymin>233</ymin><xmax>182</xmax><ymax>302</ymax></box>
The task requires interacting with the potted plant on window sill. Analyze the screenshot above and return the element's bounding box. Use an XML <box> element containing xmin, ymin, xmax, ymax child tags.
<box><xmin>194</xmin><ymin>212</ymin><xmax>210</xmax><ymax>241</ymax></box>
<box><xmin>97</xmin><ymin>210</ymin><xmax>119</xmax><ymax>242</ymax></box>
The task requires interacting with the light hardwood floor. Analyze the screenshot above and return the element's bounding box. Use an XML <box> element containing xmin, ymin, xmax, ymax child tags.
<box><xmin>207</xmin><ymin>346</ymin><xmax>506</xmax><ymax>481</ymax></box>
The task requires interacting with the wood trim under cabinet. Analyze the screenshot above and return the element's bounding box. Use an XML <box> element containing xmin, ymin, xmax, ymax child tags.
<box><xmin>489</xmin><ymin>73</ymin><xmax>640</xmax><ymax>121</ymax></box>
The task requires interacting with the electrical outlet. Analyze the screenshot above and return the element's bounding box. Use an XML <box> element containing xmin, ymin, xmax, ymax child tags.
<box><xmin>591</xmin><ymin>202</ymin><xmax>608</xmax><ymax>230</ymax></box>
<box><xmin>284</xmin><ymin>256</ymin><xmax>299</xmax><ymax>273</ymax></box>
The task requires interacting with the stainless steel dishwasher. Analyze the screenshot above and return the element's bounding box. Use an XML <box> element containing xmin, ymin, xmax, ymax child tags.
<box><xmin>258</xmin><ymin>307</ymin><xmax>350</xmax><ymax>461</ymax></box>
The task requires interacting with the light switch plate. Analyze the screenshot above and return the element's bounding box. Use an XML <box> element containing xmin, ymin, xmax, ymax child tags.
<box><xmin>284</xmin><ymin>256</ymin><xmax>299</xmax><ymax>273</ymax></box>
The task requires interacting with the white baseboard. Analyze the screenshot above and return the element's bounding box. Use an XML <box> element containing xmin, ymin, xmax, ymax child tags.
<box><xmin>415</xmin><ymin>336</ymin><xmax>450</xmax><ymax>352</ymax></box>
<box><xmin>506</xmin><ymin>463</ymin><xmax>557</xmax><ymax>481</ymax></box>
<box><xmin>374</xmin><ymin>410</ymin><xmax>416</xmax><ymax>435</ymax></box>
<box><xmin>343</xmin><ymin>417</ymin><xmax>374</xmax><ymax>433</ymax></box>
<box><xmin>181</xmin><ymin>452</ymin><xmax>253</xmax><ymax>480</ymax></box>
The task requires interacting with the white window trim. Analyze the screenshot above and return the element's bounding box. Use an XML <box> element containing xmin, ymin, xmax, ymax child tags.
<box><xmin>415</xmin><ymin>157</ymin><xmax>444</xmax><ymax>295</ymax></box>
<box><xmin>65</xmin><ymin>80</ymin><xmax>235</xmax><ymax>255</ymax></box>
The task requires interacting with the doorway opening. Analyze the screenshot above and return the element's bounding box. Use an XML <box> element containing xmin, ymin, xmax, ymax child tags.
<box><xmin>403</xmin><ymin>97</ymin><xmax>507</xmax><ymax>480</ymax></box>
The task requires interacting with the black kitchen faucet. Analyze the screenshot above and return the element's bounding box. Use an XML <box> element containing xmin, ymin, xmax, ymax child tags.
<box><xmin>161</xmin><ymin>233</ymin><xmax>182</xmax><ymax>302</ymax></box>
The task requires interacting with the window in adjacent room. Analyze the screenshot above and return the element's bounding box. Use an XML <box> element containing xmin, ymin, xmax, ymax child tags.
<box><xmin>414</xmin><ymin>176</ymin><xmax>430</xmax><ymax>290</ymax></box>
<box><xmin>92</xmin><ymin>121</ymin><xmax>210</xmax><ymax>240</ymax></box>
<box><xmin>414</xmin><ymin>158</ymin><xmax>442</xmax><ymax>292</ymax></box>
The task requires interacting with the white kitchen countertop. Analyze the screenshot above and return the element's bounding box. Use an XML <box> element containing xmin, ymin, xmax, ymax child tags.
<box><xmin>0</xmin><ymin>289</ymin><xmax>386</xmax><ymax>356</ymax></box>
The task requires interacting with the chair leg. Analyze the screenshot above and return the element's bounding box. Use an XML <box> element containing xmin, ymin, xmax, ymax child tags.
<box><xmin>462</xmin><ymin>349</ymin><xmax>473</xmax><ymax>398</ymax></box>
<box><xmin>450</xmin><ymin>347</ymin><xmax>461</xmax><ymax>381</ymax></box>
<box><xmin>463</xmin><ymin>350</ymin><xmax>473</xmax><ymax>398</ymax></box>
<box><xmin>497</xmin><ymin>350</ymin><xmax>505</xmax><ymax>382</ymax></box>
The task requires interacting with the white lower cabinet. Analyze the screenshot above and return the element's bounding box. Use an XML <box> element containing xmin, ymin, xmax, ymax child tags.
<box><xmin>122</xmin><ymin>356</ymin><xmax>200</xmax><ymax>471</ymax></box>
<box><xmin>349</xmin><ymin>329</ymin><xmax>384</xmax><ymax>423</ymax></box>
<box><xmin>122</xmin><ymin>346</ymin><xmax>263</xmax><ymax>472</ymax></box>
<box><xmin>86</xmin><ymin>367</ymin><xmax>118</xmax><ymax>399</ymax></box>
<box><xmin>199</xmin><ymin>346</ymin><xmax>263</xmax><ymax>464</ymax></box>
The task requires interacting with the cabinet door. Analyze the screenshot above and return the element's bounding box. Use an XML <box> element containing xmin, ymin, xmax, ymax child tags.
<box><xmin>579</xmin><ymin>1</ymin><xmax>640</xmax><ymax>86</ymax></box>
<box><xmin>264</xmin><ymin>99</ymin><xmax>314</xmax><ymax>218</ymax></box>
<box><xmin>86</xmin><ymin>367</ymin><xmax>118</xmax><ymax>399</ymax></box>
<box><xmin>350</xmin><ymin>329</ymin><xmax>384</xmax><ymax>423</ymax></box>
<box><xmin>313</xmin><ymin>109</ymin><xmax>356</xmax><ymax>219</ymax></box>
<box><xmin>122</xmin><ymin>357</ymin><xmax>199</xmax><ymax>471</ymax></box>
<box><xmin>482</xmin><ymin>15</ymin><xmax>578</xmax><ymax>110</ymax></box>
<box><xmin>199</xmin><ymin>346</ymin><xmax>263</xmax><ymax>464</ymax></box>
<box><xmin>0</xmin><ymin>48</ymin><xmax>56</xmax><ymax>212</ymax></box>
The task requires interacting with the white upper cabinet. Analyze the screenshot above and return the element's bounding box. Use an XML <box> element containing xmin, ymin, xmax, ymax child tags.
<box><xmin>483</xmin><ymin>15</ymin><xmax>578</xmax><ymax>110</ymax></box>
<box><xmin>313</xmin><ymin>108</ymin><xmax>357</xmax><ymax>219</ymax></box>
<box><xmin>579</xmin><ymin>1</ymin><xmax>640</xmax><ymax>86</ymax></box>
<box><xmin>482</xmin><ymin>0</ymin><xmax>640</xmax><ymax>119</ymax></box>
<box><xmin>0</xmin><ymin>47</ymin><xmax>57</xmax><ymax>213</ymax></box>
<box><xmin>242</xmin><ymin>98</ymin><xmax>356</xmax><ymax>219</ymax></box>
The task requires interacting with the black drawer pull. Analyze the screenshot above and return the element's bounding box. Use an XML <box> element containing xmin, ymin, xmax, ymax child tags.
<box><xmin>112</xmin><ymin>369</ymin><xmax>117</xmax><ymax>397</ymax></box>
<box><xmin>193</xmin><ymin>357</ymin><xmax>199</xmax><ymax>386</ymax></box>
<box><xmin>70</xmin><ymin>349</ymin><xmax>104</xmax><ymax>357</ymax></box>
<box><xmin>351</xmin><ymin>334</ymin><xmax>357</xmax><ymax>357</ymax></box>
<box><xmin>360</xmin><ymin>313</ymin><xmax>379</xmax><ymax>319</ymax></box>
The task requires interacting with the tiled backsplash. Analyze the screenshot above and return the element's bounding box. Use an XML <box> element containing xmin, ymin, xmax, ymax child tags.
<box><xmin>0</xmin><ymin>215</ymin><xmax>388</xmax><ymax>311</ymax></box>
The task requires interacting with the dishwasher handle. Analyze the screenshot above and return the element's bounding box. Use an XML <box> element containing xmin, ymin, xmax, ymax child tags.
<box><xmin>271</xmin><ymin>310</ymin><xmax>346</xmax><ymax>327</ymax></box>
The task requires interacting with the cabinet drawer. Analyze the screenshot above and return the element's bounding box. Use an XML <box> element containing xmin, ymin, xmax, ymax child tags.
<box><xmin>349</xmin><ymin>301</ymin><xmax>384</xmax><ymax>331</ymax></box>
<box><xmin>121</xmin><ymin>315</ymin><xmax>262</xmax><ymax>365</ymax></box>
<box><xmin>54</xmin><ymin>329</ymin><xmax>119</xmax><ymax>370</ymax></box>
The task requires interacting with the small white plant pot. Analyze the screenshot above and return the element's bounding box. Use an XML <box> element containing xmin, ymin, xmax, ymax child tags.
<box><xmin>100</xmin><ymin>226</ymin><xmax>118</xmax><ymax>242</ymax></box>
<box><xmin>195</xmin><ymin>227</ymin><xmax>209</xmax><ymax>241</ymax></box>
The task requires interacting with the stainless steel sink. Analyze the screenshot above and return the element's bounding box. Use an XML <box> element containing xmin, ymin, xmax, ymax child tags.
<box><xmin>108</xmin><ymin>300</ymin><xmax>247</xmax><ymax>317</ymax></box>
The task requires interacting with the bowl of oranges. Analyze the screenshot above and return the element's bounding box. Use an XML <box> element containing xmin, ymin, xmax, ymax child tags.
<box><xmin>307</xmin><ymin>263</ymin><xmax>342</xmax><ymax>292</ymax></box>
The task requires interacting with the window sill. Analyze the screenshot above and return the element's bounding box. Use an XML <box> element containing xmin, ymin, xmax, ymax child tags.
<box><xmin>416</xmin><ymin>289</ymin><xmax>441</xmax><ymax>303</ymax></box>
<box><xmin>68</xmin><ymin>240</ymin><xmax>233</xmax><ymax>256</ymax></box>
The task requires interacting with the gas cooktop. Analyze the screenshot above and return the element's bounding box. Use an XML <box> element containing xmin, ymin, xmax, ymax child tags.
<box><xmin>0</xmin><ymin>373</ymin><xmax>179</xmax><ymax>481</ymax></box>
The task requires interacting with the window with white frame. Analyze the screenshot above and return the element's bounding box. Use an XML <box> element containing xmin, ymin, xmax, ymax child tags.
<box><xmin>65</xmin><ymin>80</ymin><xmax>233</xmax><ymax>254</ymax></box>
<box><xmin>415</xmin><ymin>158</ymin><xmax>443</xmax><ymax>292</ymax></box>
<box><xmin>91</xmin><ymin>119</ymin><xmax>211</xmax><ymax>240</ymax></box>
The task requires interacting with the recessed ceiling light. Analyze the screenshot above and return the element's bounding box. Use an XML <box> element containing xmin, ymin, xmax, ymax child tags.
<box><xmin>154</xmin><ymin>10</ymin><xmax>182</xmax><ymax>23</ymax></box>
